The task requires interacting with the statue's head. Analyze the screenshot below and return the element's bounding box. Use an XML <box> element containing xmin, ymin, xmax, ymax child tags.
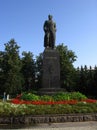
<box><xmin>48</xmin><ymin>15</ymin><xmax>53</xmax><ymax>20</ymax></box>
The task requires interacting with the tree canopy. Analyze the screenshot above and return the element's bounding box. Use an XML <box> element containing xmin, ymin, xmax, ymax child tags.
<box><xmin>0</xmin><ymin>39</ymin><xmax>23</xmax><ymax>95</ymax></box>
<box><xmin>56</xmin><ymin>43</ymin><xmax>77</xmax><ymax>90</ymax></box>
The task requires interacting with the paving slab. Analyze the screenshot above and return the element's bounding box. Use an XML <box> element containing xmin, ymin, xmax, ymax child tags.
<box><xmin>0</xmin><ymin>121</ymin><xmax>97</xmax><ymax>130</ymax></box>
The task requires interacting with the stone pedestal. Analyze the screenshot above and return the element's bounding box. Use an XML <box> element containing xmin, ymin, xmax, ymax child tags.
<box><xmin>39</xmin><ymin>48</ymin><xmax>63</xmax><ymax>95</ymax></box>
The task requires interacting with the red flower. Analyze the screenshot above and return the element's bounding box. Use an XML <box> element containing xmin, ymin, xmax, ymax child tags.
<box><xmin>11</xmin><ymin>98</ymin><xmax>97</xmax><ymax>105</ymax></box>
<box><xmin>81</xmin><ymin>99</ymin><xmax>97</xmax><ymax>103</ymax></box>
<box><xmin>11</xmin><ymin>99</ymin><xmax>21</xmax><ymax>104</ymax></box>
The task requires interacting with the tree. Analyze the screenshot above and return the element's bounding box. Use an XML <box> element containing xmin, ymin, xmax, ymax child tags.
<box><xmin>93</xmin><ymin>66</ymin><xmax>97</xmax><ymax>96</ymax></box>
<box><xmin>2</xmin><ymin>39</ymin><xmax>23</xmax><ymax>95</ymax></box>
<box><xmin>78</xmin><ymin>65</ymin><xmax>89</xmax><ymax>94</ymax></box>
<box><xmin>86</xmin><ymin>66</ymin><xmax>94</xmax><ymax>96</ymax></box>
<box><xmin>0</xmin><ymin>51</ymin><xmax>6</xmax><ymax>95</ymax></box>
<box><xmin>35</xmin><ymin>53</ymin><xmax>43</xmax><ymax>89</ymax></box>
<box><xmin>21</xmin><ymin>51</ymin><xmax>36</xmax><ymax>91</ymax></box>
<box><xmin>56</xmin><ymin>43</ymin><xmax>77</xmax><ymax>90</ymax></box>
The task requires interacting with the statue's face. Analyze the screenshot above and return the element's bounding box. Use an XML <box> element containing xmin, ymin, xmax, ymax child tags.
<box><xmin>48</xmin><ymin>15</ymin><xmax>52</xmax><ymax>20</ymax></box>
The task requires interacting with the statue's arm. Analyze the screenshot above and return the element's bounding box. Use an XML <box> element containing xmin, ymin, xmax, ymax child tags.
<box><xmin>43</xmin><ymin>21</ymin><xmax>48</xmax><ymax>32</ymax></box>
<box><xmin>54</xmin><ymin>22</ymin><xmax>57</xmax><ymax>32</ymax></box>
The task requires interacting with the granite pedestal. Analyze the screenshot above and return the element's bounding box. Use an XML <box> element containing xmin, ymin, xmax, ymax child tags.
<box><xmin>39</xmin><ymin>48</ymin><xmax>63</xmax><ymax>95</ymax></box>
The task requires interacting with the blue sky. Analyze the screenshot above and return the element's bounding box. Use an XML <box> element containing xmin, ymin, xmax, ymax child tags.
<box><xmin>0</xmin><ymin>0</ymin><xmax>97</xmax><ymax>68</ymax></box>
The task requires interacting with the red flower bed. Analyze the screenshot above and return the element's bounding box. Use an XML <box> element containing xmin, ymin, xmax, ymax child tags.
<box><xmin>11</xmin><ymin>99</ymin><xmax>78</xmax><ymax>105</ymax></box>
<box><xmin>81</xmin><ymin>99</ymin><xmax>97</xmax><ymax>103</ymax></box>
<box><xmin>11</xmin><ymin>94</ymin><xmax>97</xmax><ymax>105</ymax></box>
<box><xmin>11</xmin><ymin>98</ymin><xmax>97</xmax><ymax>105</ymax></box>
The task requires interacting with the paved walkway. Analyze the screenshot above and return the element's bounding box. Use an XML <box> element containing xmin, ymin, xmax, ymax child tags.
<box><xmin>24</xmin><ymin>121</ymin><xmax>97</xmax><ymax>130</ymax></box>
<box><xmin>1</xmin><ymin>121</ymin><xmax>97</xmax><ymax>130</ymax></box>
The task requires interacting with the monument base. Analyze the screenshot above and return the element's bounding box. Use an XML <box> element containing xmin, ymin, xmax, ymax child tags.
<box><xmin>38</xmin><ymin>48</ymin><xmax>64</xmax><ymax>95</ymax></box>
<box><xmin>38</xmin><ymin>88</ymin><xmax>64</xmax><ymax>95</ymax></box>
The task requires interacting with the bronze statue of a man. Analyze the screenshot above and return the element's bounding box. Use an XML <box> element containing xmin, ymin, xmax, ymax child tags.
<box><xmin>43</xmin><ymin>15</ymin><xmax>56</xmax><ymax>49</ymax></box>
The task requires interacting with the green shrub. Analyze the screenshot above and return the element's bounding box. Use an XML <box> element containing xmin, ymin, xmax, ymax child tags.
<box><xmin>0</xmin><ymin>101</ymin><xmax>97</xmax><ymax>116</ymax></box>
<box><xmin>53</xmin><ymin>92</ymin><xmax>70</xmax><ymax>101</ymax></box>
<box><xmin>20</xmin><ymin>92</ymin><xmax>87</xmax><ymax>101</ymax></box>
<box><xmin>53</xmin><ymin>92</ymin><xmax>87</xmax><ymax>101</ymax></box>
<box><xmin>40</xmin><ymin>95</ymin><xmax>53</xmax><ymax>101</ymax></box>
<box><xmin>69</xmin><ymin>92</ymin><xmax>87</xmax><ymax>100</ymax></box>
<box><xmin>20</xmin><ymin>93</ymin><xmax>39</xmax><ymax>101</ymax></box>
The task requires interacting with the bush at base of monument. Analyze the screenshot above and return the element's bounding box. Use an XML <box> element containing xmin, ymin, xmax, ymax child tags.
<box><xmin>18</xmin><ymin>92</ymin><xmax>87</xmax><ymax>101</ymax></box>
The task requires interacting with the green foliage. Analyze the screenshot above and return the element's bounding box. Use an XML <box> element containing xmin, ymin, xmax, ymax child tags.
<box><xmin>0</xmin><ymin>101</ymin><xmax>97</xmax><ymax>116</ymax></box>
<box><xmin>75</xmin><ymin>65</ymin><xmax>97</xmax><ymax>98</ymax></box>
<box><xmin>53</xmin><ymin>92</ymin><xmax>70</xmax><ymax>101</ymax></box>
<box><xmin>21</xmin><ymin>93</ymin><xmax>39</xmax><ymax>101</ymax></box>
<box><xmin>40</xmin><ymin>95</ymin><xmax>53</xmax><ymax>101</ymax></box>
<box><xmin>21</xmin><ymin>93</ymin><xmax>54</xmax><ymax>101</ymax></box>
<box><xmin>0</xmin><ymin>39</ymin><xmax>24</xmax><ymax>95</ymax></box>
<box><xmin>69</xmin><ymin>92</ymin><xmax>87</xmax><ymax>100</ymax></box>
<box><xmin>35</xmin><ymin>53</ymin><xmax>43</xmax><ymax>89</ymax></box>
<box><xmin>21</xmin><ymin>51</ymin><xmax>36</xmax><ymax>91</ymax></box>
<box><xmin>20</xmin><ymin>92</ymin><xmax>87</xmax><ymax>101</ymax></box>
<box><xmin>0</xmin><ymin>51</ymin><xmax>6</xmax><ymax>94</ymax></box>
<box><xmin>56</xmin><ymin>43</ymin><xmax>77</xmax><ymax>90</ymax></box>
<box><xmin>53</xmin><ymin>92</ymin><xmax>87</xmax><ymax>101</ymax></box>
